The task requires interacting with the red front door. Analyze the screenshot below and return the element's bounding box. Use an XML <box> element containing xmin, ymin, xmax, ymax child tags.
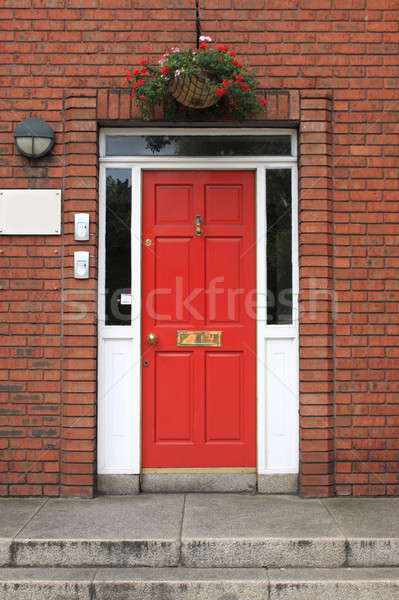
<box><xmin>142</xmin><ymin>170</ymin><xmax>256</xmax><ymax>468</ymax></box>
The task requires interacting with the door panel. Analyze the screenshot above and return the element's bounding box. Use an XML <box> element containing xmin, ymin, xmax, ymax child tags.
<box><xmin>205</xmin><ymin>352</ymin><xmax>242</xmax><ymax>443</ymax></box>
<box><xmin>154</xmin><ymin>237</ymin><xmax>192</xmax><ymax>324</ymax></box>
<box><xmin>205</xmin><ymin>185</ymin><xmax>243</xmax><ymax>224</ymax></box>
<box><xmin>205</xmin><ymin>237</ymin><xmax>242</xmax><ymax>324</ymax></box>
<box><xmin>142</xmin><ymin>170</ymin><xmax>256</xmax><ymax>468</ymax></box>
<box><xmin>155</xmin><ymin>185</ymin><xmax>193</xmax><ymax>224</ymax></box>
<box><xmin>155</xmin><ymin>352</ymin><xmax>193</xmax><ymax>443</ymax></box>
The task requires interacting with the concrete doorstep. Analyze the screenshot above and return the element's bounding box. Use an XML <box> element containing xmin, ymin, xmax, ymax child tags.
<box><xmin>1</xmin><ymin>495</ymin><xmax>399</xmax><ymax>598</ymax></box>
<box><xmin>1</xmin><ymin>567</ymin><xmax>399</xmax><ymax>600</ymax></box>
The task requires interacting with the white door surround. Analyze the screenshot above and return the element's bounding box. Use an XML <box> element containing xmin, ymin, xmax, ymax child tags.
<box><xmin>97</xmin><ymin>128</ymin><xmax>299</xmax><ymax>493</ymax></box>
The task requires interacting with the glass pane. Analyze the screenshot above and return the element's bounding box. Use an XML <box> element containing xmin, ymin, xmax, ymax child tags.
<box><xmin>266</xmin><ymin>169</ymin><xmax>292</xmax><ymax>325</ymax></box>
<box><xmin>105</xmin><ymin>168</ymin><xmax>131</xmax><ymax>325</ymax></box>
<box><xmin>106</xmin><ymin>134</ymin><xmax>291</xmax><ymax>157</ymax></box>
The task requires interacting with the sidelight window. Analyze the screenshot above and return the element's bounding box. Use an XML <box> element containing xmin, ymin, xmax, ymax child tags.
<box><xmin>105</xmin><ymin>168</ymin><xmax>132</xmax><ymax>325</ymax></box>
<box><xmin>266</xmin><ymin>168</ymin><xmax>292</xmax><ymax>325</ymax></box>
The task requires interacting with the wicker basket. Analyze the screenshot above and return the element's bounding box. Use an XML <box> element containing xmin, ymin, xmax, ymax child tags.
<box><xmin>169</xmin><ymin>73</ymin><xmax>219</xmax><ymax>109</ymax></box>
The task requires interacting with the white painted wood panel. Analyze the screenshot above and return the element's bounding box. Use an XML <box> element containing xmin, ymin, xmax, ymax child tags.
<box><xmin>265</xmin><ymin>337</ymin><xmax>298</xmax><ymax>473</ymax></box>
<box><xmin>97</xmin><ymin>337</ymin><xmax>137</xmax><ymax>474</ymax></box>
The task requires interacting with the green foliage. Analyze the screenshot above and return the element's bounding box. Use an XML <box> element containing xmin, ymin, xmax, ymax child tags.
<box><xmin>126</xmin><ymin>42</ymin><xmax>266</xmax><ymax>121</ymax></box>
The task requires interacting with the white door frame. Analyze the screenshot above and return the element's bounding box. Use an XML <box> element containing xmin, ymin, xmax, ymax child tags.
<box><xmin>97</xmin><ymin>127</ymin><xmax>299</xmax><ymax>476</ymax></box>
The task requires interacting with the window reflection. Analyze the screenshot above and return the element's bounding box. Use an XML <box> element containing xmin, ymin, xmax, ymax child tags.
<box><xmin>266</xmin><ymin>169</ymin><xmax>292</xmax><ymax>324</ymax></box>
<box><xmin>105</xmin><ymin>168</ymin><xmax>131</xmax><ymax>325</ymax></box>
<box><xmin>106</xmin><ymin>134</ymin><xmax>291</xmax><ymax>157</ymax></box>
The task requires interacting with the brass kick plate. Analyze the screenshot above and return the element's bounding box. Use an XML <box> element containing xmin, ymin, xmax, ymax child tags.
<box><xmin>177</xmin><ymin>330</ymin><xmax>223</xmax><ymax>347</ymax></box>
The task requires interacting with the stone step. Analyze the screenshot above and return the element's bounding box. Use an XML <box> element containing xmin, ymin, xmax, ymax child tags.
<box><xmin>1</xmin><ymin>567</ymin><xmax>399</xmax><ymax>599</ymax></box>
<box><xmin>3</xmin><ymin>495</ymin><xmax>399</xmax><ymax>569</ymax></box>
<box><xmin>3</xmin><ymin>536</ymin><xmax>399</xmax><ymax>569</ymax></box>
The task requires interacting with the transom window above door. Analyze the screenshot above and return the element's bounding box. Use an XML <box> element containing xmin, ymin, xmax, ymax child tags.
<box><xmin>105</xmin><ymin>134</ymin><xmax>292</xmax><ymax>157</ymax></box>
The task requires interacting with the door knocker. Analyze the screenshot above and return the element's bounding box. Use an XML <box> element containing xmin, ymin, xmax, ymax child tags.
<box><xmin>195</xmin><ymin>214</ymin><xmax>203</xmax><ymax>236</ymax></box>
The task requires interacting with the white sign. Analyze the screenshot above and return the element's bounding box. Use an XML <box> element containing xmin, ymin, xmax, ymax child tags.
<box><xmin>0</xmin><ymin>189</ymin><xmax>61</xmax><ymax>235</ymax></box>
<box><xmin>120</xmin><ymin>294</ymin><xmax>132</xmax><ymax>305</ymax></box>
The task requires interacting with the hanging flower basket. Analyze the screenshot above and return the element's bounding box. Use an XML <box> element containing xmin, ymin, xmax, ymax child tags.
<box><xmin>126</xmin><ymin>37</ymin><xmax>267</xmax><ymax>121</ymax></box>
<box><xmin>168</xmin><ymin>73</ymin><xmax>218</xmax><ymax>109</ymax></box>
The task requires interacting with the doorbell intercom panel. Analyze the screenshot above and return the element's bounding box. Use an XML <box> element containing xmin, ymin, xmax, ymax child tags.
<box><xmin>74</xmin><ymin>213</ymin><xmax>90</xmax><ymax>241</ymax></box>
<box><xmin>74</xmin><ymin>251</ymin><xmax>89</xmax><ymax>279</ymax></box>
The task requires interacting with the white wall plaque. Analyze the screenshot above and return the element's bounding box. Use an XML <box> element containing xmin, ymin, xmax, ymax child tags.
<box><xmin>0</xmin><ymin>189</ymin><xmax>61</xmax><ymax>235</ymax></box>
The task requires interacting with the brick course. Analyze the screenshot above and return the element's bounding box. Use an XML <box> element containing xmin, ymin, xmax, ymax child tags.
<box><xmin>0</xmin><ymin>0</ymin><xmax>398</xmax><ymax>497</ymax></box>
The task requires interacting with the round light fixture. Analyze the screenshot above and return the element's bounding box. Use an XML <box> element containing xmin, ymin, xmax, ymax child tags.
<box><xmin>14</xmin><ymin>117</ymin><xmax>55</xmax><ymax>158</ymax></box>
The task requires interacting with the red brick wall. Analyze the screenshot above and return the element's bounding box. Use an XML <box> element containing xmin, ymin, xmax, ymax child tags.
<box><xmin>0</xmin><ymin>0</ymin><xmax>398</xmax><ymax>497</ymax></box>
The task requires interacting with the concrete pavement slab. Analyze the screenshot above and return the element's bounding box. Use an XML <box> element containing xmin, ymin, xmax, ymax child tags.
<box><xmin>94</xmin><ymin>567</ymin><xmax>269</xmax><ymax>600</ymax></box>
<box><xmin>0</xmin><ymin>499</ymin><xmax>46</xmax><ymax>538</ymax></box>
<box><xmin>323</xmin><ymin>498</ymin><xmax>399</xmax><ymax>537</ymax></box>
<box><xmin>323</xmin><ymin>498</ymin><xmax>399</xmax><ymax>566</ymax></box>
<box><xmin>182</xmin><ymin>494</ymin><xmax>346</xmax><ymax>567</ymax></box>
<box><xmin>0</xmin><ymin>499</ymin><xmax>46</xmax><ymax>566</ymax></box>
<box><xmin>0</xmin><ymin>568</ymin><xmax>95</xmax><ymax>600</ymax></box>
<box><xmin>268</xmin><ymin>567</ymin><xmax>399</xmax><ymax>600</ymax></box>
<box><xmin>13</xmin><ymin>494</ymin><xmax>184</xmax><ymax>567</ymax></box>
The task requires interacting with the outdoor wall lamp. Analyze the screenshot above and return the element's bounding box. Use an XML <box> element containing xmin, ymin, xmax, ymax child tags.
<box><xmin>14</xmin><ymin>117</ymin><xmax>55</xmax><ymax>158</ymax></box>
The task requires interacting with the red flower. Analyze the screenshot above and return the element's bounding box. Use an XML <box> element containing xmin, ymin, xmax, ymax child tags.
<box><xmin>137</xmin><ymin>79</ymin><xmax>145</xmax><ymax>85</ymax></box>
<box><xmin>222</xmin><ymin>79</ymin><xmax>231</xmax><ymax>87</ymax></box>
<box><xmin>160</xmin><ymin>65</ymin><xmax>171</xmax><ymax>74</ymax></box>
<box><xmin>126</xmin><ymin>75</ymin><xmax>132</xmax><ymax>81</ymax></box>
<box><xmin>130</xmin><ymin>91</ymin><xmax>135</xmax><ymax>98</ymax></box>
<box><xmin>141</xmin><ymin>68</ymin><xmax>148</xmax><ymax>75</ymax></box>
<box><xmin>231</xmin><ymin>59</ymin><xmax>238</xmax><ymax>66</ymax></box>
<box><xmin>199</xmin><ymin>41</ymin><xmax>207</xmax><ymax>50</ymax></box>
<box><xmin>260</xmin><ymin>98</ymin><xmax>268</xmax><ymax>105</ymax></box>
<box><xmin>133</xmin><ymin>68</ymin><xmax>140</xmax><ymax>75</ymax></box>
<box><xmin>214</xmin><ymin>87</ymin><xmax>226</xmax><ymax>96</ymax></box>
<box><xmin>230</xmin><ymin>51</ymin><xmax>236</xmax><ymax>57</ymax></box>
<box><xmin>140</xmin><ymin>95</ymin><xmax>146</xmax><ymax>99</ymax></box>
<box><xmin>238</xmin><ymin>62</ymin><xmax>243</xmax><ymax>68</ymax></box>
<box><xmin>140</xmin><ymin>58</ymin><xmax>147</xmax><ymax>65</ymax></box>
<box><xmin>217</xmin><ymin>44</ymin><xmax>229</xmax><ymax>52</ymax></box>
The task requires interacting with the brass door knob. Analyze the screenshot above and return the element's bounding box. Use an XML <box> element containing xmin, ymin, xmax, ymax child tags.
<box><xmin>147</xmin><ymin>333</ymin><xmax>158</xmax><ymax>345</ymax></box>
